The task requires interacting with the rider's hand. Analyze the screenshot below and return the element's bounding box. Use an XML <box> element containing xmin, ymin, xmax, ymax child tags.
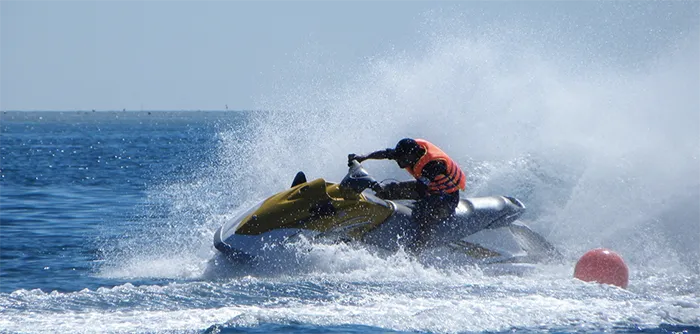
<box><xmin>373</xmin><ymin>183</ymin><xmax>389</xmax><ymax>199</ymax></box>
<box><xmin>348</xmin><ymin>153</ymin><xmax>365</xmax><ymax>166</ymax></box>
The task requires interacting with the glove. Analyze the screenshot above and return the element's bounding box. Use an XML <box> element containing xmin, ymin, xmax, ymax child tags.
<box><xmin>347</xmin><ymin>153</ymin><xmax>366</xmax><ymax>166</ymax></box>
<box><xmin>373</xmin><ymin>184</ymin><xmax>389</xmax><ymax>199</ymax></box>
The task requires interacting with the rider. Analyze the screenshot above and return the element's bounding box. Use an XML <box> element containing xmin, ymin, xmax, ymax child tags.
<box><xmin>348</xmin><ymin>138</ymin><xmax>467</xmax><ymax>249</ymax></box>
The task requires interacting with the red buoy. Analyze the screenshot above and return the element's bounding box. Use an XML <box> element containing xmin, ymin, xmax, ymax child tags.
<box><xmin>574</xmin><ymin>248</ymin><xmax>629</xmax><ymax>289</ymax></box>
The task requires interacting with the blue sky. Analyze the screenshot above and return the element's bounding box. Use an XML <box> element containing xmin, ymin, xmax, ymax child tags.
<box><xmin>2</xmin><ymin>1</ymin><xmax>698</xmax><ymax>111</ymax></box>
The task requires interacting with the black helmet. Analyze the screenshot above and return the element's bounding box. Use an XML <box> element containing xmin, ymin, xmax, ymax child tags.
<box><xmin>394</xmin><ymin>138</ymin><xmax>420</xmax><ymax>157</ymax></box>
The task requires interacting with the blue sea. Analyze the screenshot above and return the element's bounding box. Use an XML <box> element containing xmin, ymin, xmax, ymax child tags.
<box><xmin>1</xmin><ymin>109</ymin><xmax>698</xmax><ymax>334</ymax></box>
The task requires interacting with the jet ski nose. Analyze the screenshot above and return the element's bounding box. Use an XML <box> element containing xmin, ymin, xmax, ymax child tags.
<box><xmin>504</xmin><ymin>196</ymin><xmax>525</xmax><ymax>209</ymax></box>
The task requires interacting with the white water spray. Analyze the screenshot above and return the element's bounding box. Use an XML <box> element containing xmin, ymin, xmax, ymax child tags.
<box><xmin>215</xmin><ymin>13</ymin><xmax>700</xmax><ymax>274</ymax></box>
<box><xmin>103</xmin><ymin>4</ymin><xmax>699</xmax><ymax>280</ymax></box>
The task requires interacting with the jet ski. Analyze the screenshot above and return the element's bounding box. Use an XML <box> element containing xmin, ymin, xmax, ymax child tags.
<box><xmin>213</xmin><ymin>160</ymin><xmax>561</xmax><ymax>269</ymax></box>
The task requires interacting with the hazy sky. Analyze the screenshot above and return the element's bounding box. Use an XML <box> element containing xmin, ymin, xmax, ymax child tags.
<box><xmin>2</xmin><ymin>1</ymin><xmax>698</xmax><ymax>111</ymax></box>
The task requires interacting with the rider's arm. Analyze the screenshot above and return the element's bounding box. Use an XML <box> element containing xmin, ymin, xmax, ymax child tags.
<box><xmin>420</xmin><ymin>160</ymin><xmax>448</xmax><ymax>181</ymax></box>
<box><xmin>357</xmin><ymin>148</ymin><xmax>397</xmax><ymax>161</ymax></box>
<box><xmin>408</xmin><ymin>161</ymin><xmax>447</xmax><ymax>197</ymax></box>
<box><xmin>376</xmin><ymin>181</ymin><xmax>422</xmax><ymax>200</ymax></box>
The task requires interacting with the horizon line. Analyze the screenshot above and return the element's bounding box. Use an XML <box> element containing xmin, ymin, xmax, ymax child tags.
<box><xmin>1</xmin><ymin>109</ymin><xmax>264</xmax><ymax>113</ymax></box>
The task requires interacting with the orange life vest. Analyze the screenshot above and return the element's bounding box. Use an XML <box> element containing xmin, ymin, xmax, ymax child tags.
<box><xmin>405</xmin><ymin>139</ymin><xmax>466</xmax><ymax>194</ymax></box>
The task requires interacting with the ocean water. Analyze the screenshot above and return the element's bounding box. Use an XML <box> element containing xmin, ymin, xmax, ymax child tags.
<box><xmin>2</xmin><ymin>5</ymin><xmax>700</xmax><ymax>333</ymax></box>
<box><xmin>1</xmin><ymin>108</ymin><xmax>698</xmax><ymax>334</ymax></box>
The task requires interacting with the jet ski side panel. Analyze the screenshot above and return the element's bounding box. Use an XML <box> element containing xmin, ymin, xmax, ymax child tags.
<box><xmin>360</xmin><ymin>200</ymin><xmax>417</xmax><ymax>252</ymax></box>
<box><xmin>431</xmin><ymin>196</ymin><xmax>526</xmax><ymax>241</ymax></box>
<box><xmin>233</xmin><ymin>179</ymin><xmax>393</xmax><ymax>236</ymax></box>
<box><xmin>215</xmin><ymin>179</ymin><xmax>394</xmax><ymax>257</ymax></box>
<box><xmin>362</xmin><ymin>195</ymin><xmax>527</xmax><ymax>253</ymax></box>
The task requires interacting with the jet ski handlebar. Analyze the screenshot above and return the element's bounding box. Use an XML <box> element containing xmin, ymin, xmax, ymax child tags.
<box><xmin>340</xmin><ymin>160</ymin><xmax>382</xmax><ymax>194</ymax></box>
